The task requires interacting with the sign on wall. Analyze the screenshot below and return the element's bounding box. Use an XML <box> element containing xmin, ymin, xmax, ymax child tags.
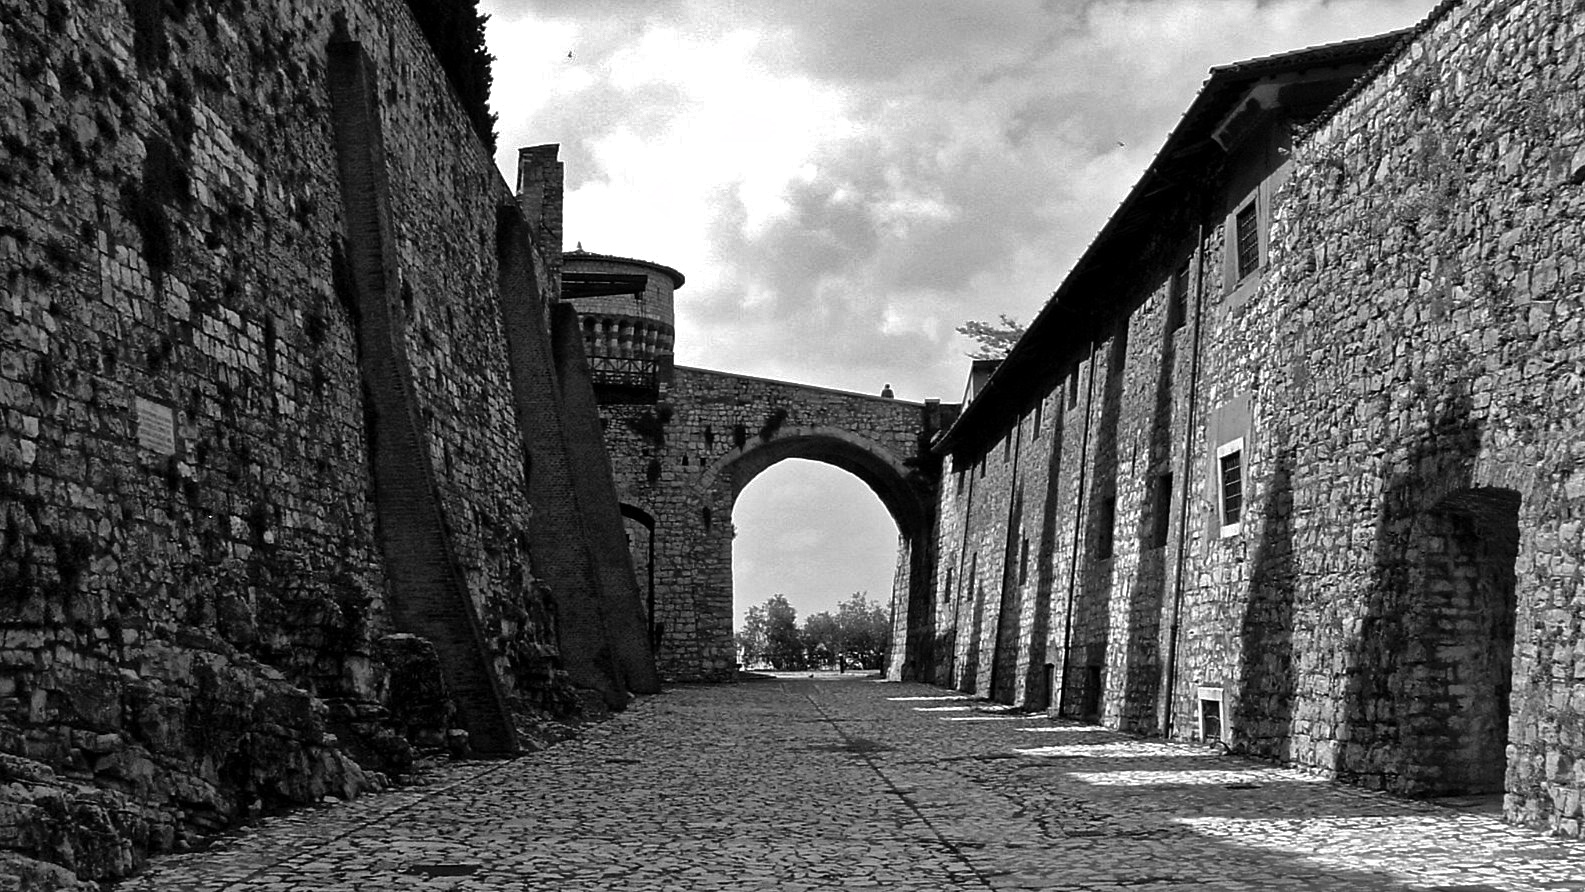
<box><xmin>135</xmin><ymin>397</ymin><xmax>177</xmax><ymax>456</ymax></box>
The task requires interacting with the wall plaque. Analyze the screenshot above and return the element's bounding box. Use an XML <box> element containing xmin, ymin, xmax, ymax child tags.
<box><xmin>135</xmin><ymin>397</ymin><xmax>177</xmax><ymax>456</ymax></box>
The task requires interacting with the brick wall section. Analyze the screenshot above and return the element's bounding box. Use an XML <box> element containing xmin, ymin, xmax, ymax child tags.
<box><xmin>923</xmin><ymin>0</ymin><xmax>1585</xmax><ymax>839</ymax></box>
<box><xmin>0</xmin><ymin>0</ymin><xmax>638</xmax><ymax>878</ymax></box>
<box><xmin>600</xmin><ymin>366</ymin><xmax>943</xmax><ymax>682</ymax></box>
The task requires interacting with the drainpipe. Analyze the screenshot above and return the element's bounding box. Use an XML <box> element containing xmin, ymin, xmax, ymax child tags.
<box><xmin>1163</xmin><ymin>220</ymin><xmax>1208</xmax><ymax>740</ymax></box>
<box><xmin>1056</xmin><ymin>335</ymin><xmax>1099</xmax><ymax>717</ymax></box>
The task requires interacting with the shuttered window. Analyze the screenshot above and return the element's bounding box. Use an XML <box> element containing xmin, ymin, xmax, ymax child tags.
<box><xmin>1235</xmin><ymin>202</ymin><xmax>1260</xmax><ymax>280</ymax></box>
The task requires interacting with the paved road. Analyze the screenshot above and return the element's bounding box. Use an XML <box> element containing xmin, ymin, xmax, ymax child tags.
<box><xmin>116</xmin><ymin>676</ymin><xmax>1584</xmax><ymax>891</ymax></box>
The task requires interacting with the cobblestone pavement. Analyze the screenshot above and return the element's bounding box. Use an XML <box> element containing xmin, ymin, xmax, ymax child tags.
<box><xmin>115</xmin><ymin>676</ymin><xmax>1585</xmax><ymax>891</ymax></box>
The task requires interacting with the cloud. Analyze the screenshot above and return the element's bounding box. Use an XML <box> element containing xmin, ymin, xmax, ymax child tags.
<box><xmin>484</xmin><ymin>0</ymin><xmax>1431</xmax><ymax>400</ymax></box>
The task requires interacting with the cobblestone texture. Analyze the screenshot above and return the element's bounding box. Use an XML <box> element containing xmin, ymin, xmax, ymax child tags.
<box><xmin>115</xmin><ymin>678</ymin><xmax>1585</xmax><ymax>891</ymax></box>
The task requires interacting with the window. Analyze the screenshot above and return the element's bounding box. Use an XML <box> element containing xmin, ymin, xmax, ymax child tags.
<box><xmin>1235</xmin><ymin>202</ymin><xmax>1260</xmax><ymax>280</ymax></box>
<box><xmin>1151</xmin><ymin>472</ymin><xmax>1173</xmax><ymax>548</ymax></box>
<box><xmin>1096</xmin><ymin>495</ymin><xmax>1116</xmax><ymax>559</ymax></box>
<box><xmin>1168</xmin><ymin>263</ymin><xmax>1189</xmax><ymax>331</ymax></box>
<box><xmin>1197</xmin><ymin>686</ymin><xmax>1225</xmax><ymax>743</ymax></box>
<box><xmin>1019</xmin><ymin>536</ymin><xmax>1029</xmax><ymax>585</ymax></box>
<box><xmin>1004</xmin><ymin>434</ymin><xmax>1012</xmax><ymax>463</ymax></box>
<box><xmin>1217</xmin><ymin>438</ymin><xmax>1244</xmax><ymax>537</ymax></box>
<box><xmin>1033</xmin><ymin>398</ymin><xmax>1043</xmax><ymax>439</ymax></box>
<box><xmin>943</xmin><ymin>568</ymin><xmax>954</xmax><ymax>603</ymax></box>
<box><xmin>1068</xmin><ymin>365</ymin><xmax>1080</xmax><ymax>407</ymax></box>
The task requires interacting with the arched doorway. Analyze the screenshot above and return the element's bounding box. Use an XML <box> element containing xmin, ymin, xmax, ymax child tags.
<box><xmin>619</xmin><ymin>503</ymin><xmax>658</xmax><ymax>648</ymax></box>
<box><xmin>1399</xmin><ymin>486</ymin><xmax>1521</xmax><ymax>796</ymax></box>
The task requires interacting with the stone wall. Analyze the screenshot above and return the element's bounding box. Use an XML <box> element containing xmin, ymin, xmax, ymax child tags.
<box><xmin>1227</xmin><ymin>0</ymin><xmax>1585</xmax><ymax>833</ymax></box>
<box><xmin>0</xmin><ymin>0</ymin><xmax>645</xmax><ymax>880</ymax></box>
<box><xmin>922</xmin><ymin>0</ymin><xmax>1585</xmax><ymax>839</ymax></box>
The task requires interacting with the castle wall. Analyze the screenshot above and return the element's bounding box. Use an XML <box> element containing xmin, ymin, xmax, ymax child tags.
<box><xmin>926</xmin><ymin>0</ymin><xmax>1585</xmax><ymax>839</ymax></box>
<box><xmin>0</xmin><ymin>0</ymin><xmax>634</xmax><ymax>879</ymax></box>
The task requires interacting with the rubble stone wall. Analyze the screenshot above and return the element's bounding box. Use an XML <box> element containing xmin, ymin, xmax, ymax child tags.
<box><xmin>926</xmin><ymin>0</ymin><xmax>1585</xmax><ymax>840</ymax></box>
<box><xmin>0</xmin><ymin>0</ymin><xmax>611</xmax><ymax>879</ymax></box>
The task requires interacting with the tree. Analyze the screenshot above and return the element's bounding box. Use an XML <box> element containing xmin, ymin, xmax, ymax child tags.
<box><xmin>837</xmin><ymin>592</ymin><xmax>891</xmax><ymax>670</ymax></box>
<box><xmin>956</xmin><ymin>314</ymin><xmax>1027</xmax><ymax>359</ymax></box>
<box><xmin>801</xmin><ymin>611</ymin><xmax>841</xmax><ymax>669</ymax></box>
<box><xmin>404</xmin><ymin>0</ymin><xmax>498</xmax><ymax>151</ymax></box>
<box><xmin>736</xmin><ymin>604</ymin><xmax>769</xmax><ymax>668</ymax></box>
<box><xmin>742</xmin><ymin>594</ymin><xmax>803</xmax><ymax>670</ymax></box>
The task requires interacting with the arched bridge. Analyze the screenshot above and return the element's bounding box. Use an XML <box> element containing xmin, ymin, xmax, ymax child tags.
<box><xmin>601</xmin><ymin>366</ymin><xmax>953</xmax><ymax>681</ymax></box>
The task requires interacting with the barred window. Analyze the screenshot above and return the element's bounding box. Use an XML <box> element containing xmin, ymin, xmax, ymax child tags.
<box><xmin>1217</xmin><ymin>439</ymin><xmax>1244</xmax><ymax>536</ymax></box>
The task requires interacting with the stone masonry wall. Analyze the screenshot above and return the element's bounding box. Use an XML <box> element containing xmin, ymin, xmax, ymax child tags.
<box><xmin>0</xmin><ymin>0</ymin><xmax>606</xmax><ymax>879</ymax></box>
<box><xmin>924</xmin><ymin>0</ymin><xmax>1585</xmax><ymax>840</ymax></box>
<box><xmin>1216</xmin><ymin>0</ymin><xmax>1585</xmax><ymax>834</ymax></box>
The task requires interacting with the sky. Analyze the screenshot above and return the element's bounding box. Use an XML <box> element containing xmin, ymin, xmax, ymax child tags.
<box><xmin>477</xmin><ymin>0</ymin><xmax>1433</xmax><ymax>629</ymax></box>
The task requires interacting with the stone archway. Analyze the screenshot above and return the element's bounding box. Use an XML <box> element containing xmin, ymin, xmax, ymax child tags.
<box><xmin>693</xmin><ymin>426</ymin><xmax>932</xmax><ymax>681</ymax></box>
<box><xmin>597</xmin><ymin>367</ymin><xmax>948</xmax><ymax>682</ymax></box>
<box><xmin>712</xmin><ymin>425</ymin><xmax>930</xmax><ymax>536</ymax></box>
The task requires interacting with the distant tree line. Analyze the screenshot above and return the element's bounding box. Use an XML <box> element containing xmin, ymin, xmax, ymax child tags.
<box><xmin>736</xmin><ymin>593</ymin><xmax>891</xmax><ymax>671</ymax></box>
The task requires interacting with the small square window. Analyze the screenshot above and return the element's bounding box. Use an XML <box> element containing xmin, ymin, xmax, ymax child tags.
<box><xmin>1235</xmin><ymin>202</ymin><xmax>1260</xmax><ymax>280</ymax></box>
<box><xmin>1216</xmin><ymin>439</ymin><xmax>1244</xmax><ymax>538</ymax></box>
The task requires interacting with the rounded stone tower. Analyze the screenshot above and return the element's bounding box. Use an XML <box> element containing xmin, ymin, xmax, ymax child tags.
<box><xmin>560</xmin><ymin>250</ymin><xmax>685</xmax><ymax>403</ymax></box>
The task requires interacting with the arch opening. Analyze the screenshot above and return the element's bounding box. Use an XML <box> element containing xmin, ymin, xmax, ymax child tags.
<box><xmin>731</xmin><ymin>458</ymin><xmax>902</xmax><ymax>672</ymax></box>
<box><xmin>1400</xmin><ymin>486</ymin><xmax>1521</xmax><ymax>797</ymax></box>
<box><xmin>620</xmin><ymin>503</ymin><xmax>658</xmax><ymax>647</ymax></box>
<box><xmin>718</xmin><ymin>428</ymin><xmax>929</xmax><ymax>538</ymax></box>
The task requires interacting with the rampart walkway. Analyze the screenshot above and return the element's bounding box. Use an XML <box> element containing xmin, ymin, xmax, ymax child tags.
<box><xmin>116</xmin><ymin>678</ymin><xmax>1584</xmax><ymax>891</ymax></box>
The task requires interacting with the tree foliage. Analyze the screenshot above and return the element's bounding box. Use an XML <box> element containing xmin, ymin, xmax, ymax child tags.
<box><xmin>835</xmin><ymin>592</ymin><xmax>890</xmax><ymax>670</ymax></box>
<box><xmin>736</xmin><ymin>593</ymin><xmax>891</xmax><ymax>671</ymax></box>
<box><xmin>737</xmin><ymin>594</ymin><xmax>803</xmax><ymax>669</ymax></box>
<box><xmin>404</xmin><ymin>0</ymin><xmax>498</xmax><ymax>152</ymax></box>
<box><xmin>956</xmin><ymin>314</ymin><xmax>1027</xmax><ymax>359</ymax></box>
